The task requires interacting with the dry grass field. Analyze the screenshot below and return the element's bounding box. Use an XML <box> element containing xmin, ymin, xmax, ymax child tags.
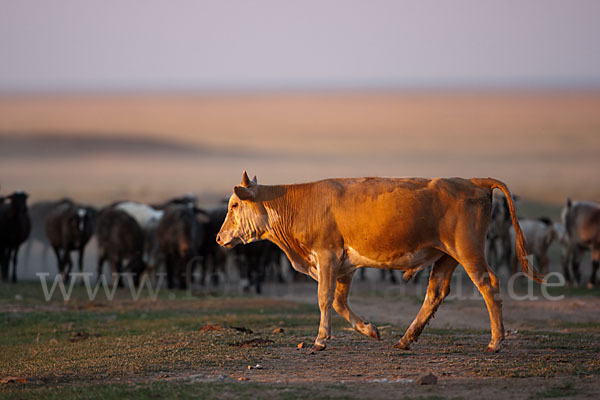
<box><xmin>1</xmin><ymin>91</ymin><xmax>599</xmax><ymax>205</ymax></box>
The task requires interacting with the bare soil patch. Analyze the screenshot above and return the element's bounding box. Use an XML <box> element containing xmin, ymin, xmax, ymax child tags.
<box><xmin>1</xmin><ymin>281</ymin><xmax>599</xmax><ymax>399</ymax></box>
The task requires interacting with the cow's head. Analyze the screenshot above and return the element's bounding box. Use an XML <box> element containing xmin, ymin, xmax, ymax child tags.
<box><xmin>8</xmin><ymin>191</ymin><xmax>28</xmax><ymax>212</ymax></box>
<box><xmin>66</xmin><ymin>207</ymin><xmax>90</xmax><ymax>247</ymax></box>
<box><xmin>216</xmin><ymin>171</ymin><xmax>269</xmax><ymax>248</ymax></box>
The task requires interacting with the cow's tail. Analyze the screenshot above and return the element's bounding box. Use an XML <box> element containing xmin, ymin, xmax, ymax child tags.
<box><xmin>471</xmin><ymin>177</ymin><xmax>545</xmax><ymax>283</ymax></box>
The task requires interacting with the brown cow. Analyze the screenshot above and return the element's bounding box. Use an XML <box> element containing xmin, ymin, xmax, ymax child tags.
<box><xmin>217</xmin><ymin>172</ymin><xmax>542</xmax><ymax>353</ymax></box>
<box><xmin>561</xmin><ymin>199</ymin><xmax>600</xmax><ymax>287</ymax></box>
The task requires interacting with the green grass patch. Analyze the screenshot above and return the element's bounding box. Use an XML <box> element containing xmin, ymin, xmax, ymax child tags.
<box><xmin>0</xmin><ymin>381</ymin><xmax>355</xmax><ymax>400</ymax></box>
<box><xmin>530</xmin><ymin>379</ymin><xmax>578</xmax><ymax>399</ymax></box>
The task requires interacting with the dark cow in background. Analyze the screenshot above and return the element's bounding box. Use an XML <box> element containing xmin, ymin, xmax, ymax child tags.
<box><xmin>554</xmin><ymin>222</ymin><xmax>573</xmax><ymax>284</ymax></box>
<box><xmin>115</xmin><ymin>201</ymin><xmax>164</xmax><ymax>273</ymax></box>
<box><xmin>152</xmin><ymin>194</ymin><xmax>198</xmax><ymax>210</ymax></box>
<box><xmin>95</xmin><ymin>208</ymin><xmax>146</xmax><ymax>287</ymax></box>
<box><xmin>156</xmin><ymin>204</ymin><xmax>208</xmax><ymax>289</ymax></box>
<box><xmin>486</xmin><ymin>194</ymin><xmax>512</xmax><ymax>273</ymax></box>
<box><xmin>234</xmin><ymin>240</ymin><xmax>283</xmax><ymax>294</ymax></box>
<box><xmin>0</xmin><ymin>191</ymin><xmax>31</xmax><ymax>282</ymax></box>
<box><xmin>196</xmin><ymin>204</ymin><xmax>229</xmax><ymax>286</ymax></box>
<box><xmin>358</xmin><ymin>268</ymin><xmax>399</xmax><ymax>284</ymax></box>
<box><xmin>561</xmin><ymin>199</ymin><xmax>600</xmax><ymax>287</ymax></box>
<box><xmin>24</xmin><ymin>199</ymin><xmax>71</xmax><ymax>269</ymax></box>
<box><xmin>262</xmin><ymin>243</ymin><xmax>287</xmax><ymax>284</ymax></box>
<box><xmin>45</xmin><ymin>200</ymin><xmax>97</xmax><ymax>281</ymax></box>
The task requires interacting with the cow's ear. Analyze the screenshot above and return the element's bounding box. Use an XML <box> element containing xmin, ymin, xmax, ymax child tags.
<box><xmin>234</xmin><ymin>185</ymin><xmax>255</xmax><ymax>201</ymax></box>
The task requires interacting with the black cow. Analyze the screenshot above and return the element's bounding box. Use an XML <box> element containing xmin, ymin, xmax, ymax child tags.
<box><xmin>45</xmin><ymin>201</ymin><xmax>97</xmax><ymax>280</ymax></box>
<box><xmin>195</xmin><ymin>205</ymin><xmax>229</xmax><ymax>286</ymax></box>
<box><xmin>24</xmin><ymin>199</ymin><xmax>72</xmax><ymax>269</ymax></box>
<box><xmin>151</xmin><ymin>194</ymin><xmax>198</xmax><ymax>210</ymax></box>
<box><xmin>156</xmin><ymin>204</ymin><xmax>208</xmax><ymax>289</ymax></box>
<box><xmin>358</xmin><ymin>268</ymin><xmax>399</xmax><ymax>284</ymax></box>
<box><xmin>0</xmin><ymin>191</ymin><xmax>31</xmax><ymax>282</ymax></box>
<box><xmin>486</xmin><ymin>194</ymin><xmax>513</xmax><ymax>272</ymax></box>
<box><xmin>95</xmin><ymin>208</ymin><xmax>146</xmax><ymax>287</ymax></box>
<box><xmin>234</xmin><ymin>240</ymin><xmax>283</xmax><ymax>294</ymax></box>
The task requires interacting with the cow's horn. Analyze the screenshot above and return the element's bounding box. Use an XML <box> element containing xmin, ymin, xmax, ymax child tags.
<box><xmin>241</xmin><ymin>171</ymin><xmax>251</xmax><ymax>187</ymax></box>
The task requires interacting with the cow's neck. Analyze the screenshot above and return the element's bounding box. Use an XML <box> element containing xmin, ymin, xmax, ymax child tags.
<box><xmin>261</xmin><ymin>184</ymin><xmax>320</xmax><ymax>274</ymax></box>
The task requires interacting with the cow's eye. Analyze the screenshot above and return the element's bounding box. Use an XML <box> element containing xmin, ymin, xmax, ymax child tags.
<box><xmin>231</xmin><ymin>203</ymin><xmax>239</xmax><ymax>210</ymax></box>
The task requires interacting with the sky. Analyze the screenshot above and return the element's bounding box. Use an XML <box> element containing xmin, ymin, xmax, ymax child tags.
<box><xmin>1</xmin><ymin>0</ymin><xmax>600</xmax><ymax>92</ymax></box>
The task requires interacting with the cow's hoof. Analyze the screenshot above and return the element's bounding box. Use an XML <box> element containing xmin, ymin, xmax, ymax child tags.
<box><xmin>308</xmin><ymin>344</ymin><xmax>326</xmax><ymax>354</ymax></box>
<box><xmin>485</xmin><ymin>345</ymin><xmax>500</xmax><ymax>353</ymax></box>
<box><xmin>367</xmin><ymin>324</ymin><xmax>381</xmax><ymax>341</ymax></box>
<box><xmin>402</xmin><ymin>271</ymin><xmax>415</xmax><ymax>282</ymax></box>
<box><xmin>393</xmin><ymin>340</ymin><xmax>410</xmax><ymax>350</ymax></box>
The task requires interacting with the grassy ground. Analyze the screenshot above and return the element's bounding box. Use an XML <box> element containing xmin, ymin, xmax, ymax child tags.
<box><xmin>1</xmin><ymin>282</ymin><xmax>599</xmax><ymax>399</ymax></box>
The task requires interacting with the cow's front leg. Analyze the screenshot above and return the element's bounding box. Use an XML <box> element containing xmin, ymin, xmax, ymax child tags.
<box><xmin>333</xmin><ymin>270</ymin><xmax>380</xmax><ymax>341</ymax></box>
<box><xmin>571</xmin><ymin>250</ymin><xmax>583</xmax><ymax>286</ymax></box>
<box><xmin>311</xmin><ymin>253</ymin><xmax>337</xmax><ymax>352</ymax></box>
<box><xmin>560</xmin><ymin>249</ymin><xmax>572</xmax><ymax>284</ymax></box>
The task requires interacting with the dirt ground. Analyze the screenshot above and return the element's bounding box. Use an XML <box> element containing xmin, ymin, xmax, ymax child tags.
<box><xmin>1</xmin><ymin>276</ymin><xmax>599</xmax><ymax>399</ymax></box>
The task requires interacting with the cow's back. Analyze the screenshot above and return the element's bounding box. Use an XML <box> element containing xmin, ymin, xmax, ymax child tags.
<box><xmin>328</xmin><ymin>177</ymin><xmax>491</xmax><ymax>260</ymax></box>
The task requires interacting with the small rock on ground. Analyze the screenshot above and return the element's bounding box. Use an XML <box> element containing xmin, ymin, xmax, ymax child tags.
<box><xmin>415</xmin><ymin>373</ymin><xmax>438</xmax><ymax>385</ymax></box>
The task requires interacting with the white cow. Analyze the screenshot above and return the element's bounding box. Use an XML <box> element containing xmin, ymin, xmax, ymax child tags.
<box><xmin>115</xmin><ymin>202</ymin><xmax>164</xmax><ymax>268</ymax></box>
<box><xmin>509</xmin><ymin>218</ymin><xmax>557</xmax><ymax>275</ymax></box>
<box><xmin>115</xmin><ymin>202</ymin><xmax>163</xmax><ymax>230</ymax></box>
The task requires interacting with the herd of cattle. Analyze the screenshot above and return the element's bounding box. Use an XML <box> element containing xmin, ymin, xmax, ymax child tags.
<box><xmin>0</xmin><ymin>192</ymin><xmax>286</xmax><ymax>292</ymax></box>
<box><xmin>485</xmin><ymin>195</ymin><xmax>600</xmax><ymax>288</ymax></box>
<box><xmin>0</xmin><ymin>188</ymin><xmax>599</xmax><ymax>290</ymax></box>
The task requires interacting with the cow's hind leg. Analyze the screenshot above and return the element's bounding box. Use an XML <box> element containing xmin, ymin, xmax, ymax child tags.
<box><xmin>0</xmin><ymin>248</ymin><xmax>9</xmax><ymax>281</ymax></box>
<box><xmin>462</xmin><ymin>258</ymin><xmax>504</xmax><ymax>352</ymax></box>
<box><xmin>52</xmin><ymin>246</ymin><xmax>65</xmax><ymax>278</ymax></box>
<box><xmin>588</xmin><ymin>248</ymin><xmax>600</xmax><ymax>289</ymax></box>
<box><xmin>63</xmin><ymin>250</ymin><xmax>74</xmax><ymax>283</ymax></box>
<box><xmin>96</xmin><ymin>251</ymin><xmax>107</xmax><ymax>285</ymax></box>
<box><xmin>10</xmin><ymin>247</ymin><xmax>19</xmax><ymax>283</ymax></box>
<box><xmin>561</xmin><ymin>248</ymin><xmax>572</xmax><ymax>284</ymax></box>
<box><xmin>395</xmin><ymin>255</ymin><xmax>457</xmax><ymax>350</ymax></box>
<box><xmin>333</xmin><ymin>270</ymin><xmax>380</xmax><ymax>341</ymax></box>
<box><xmin>571</xmin><ymin>249</ymin><xmax>583</xmax><ymax>286</ymax></box>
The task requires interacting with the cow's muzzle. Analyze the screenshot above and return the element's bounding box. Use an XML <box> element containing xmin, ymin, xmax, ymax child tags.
<box><xmin>216</xmin><ymin>234</ymin><xmax>235</xmax><ymax>248</ymax></box>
